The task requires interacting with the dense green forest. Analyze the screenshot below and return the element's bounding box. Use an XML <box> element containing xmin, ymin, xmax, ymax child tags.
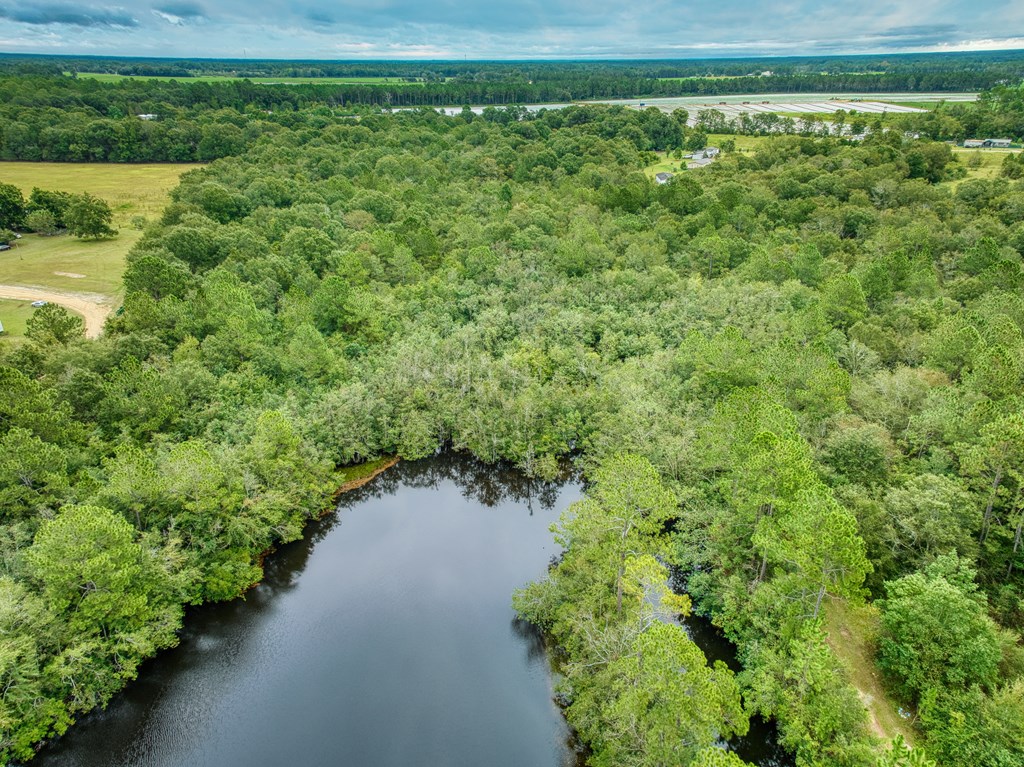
<box><xmin>2</xmin><ymin>56</ymin><xmax>1023</xmax><ymax>168</ymax></box>
<box><xmin>5</xmin><ymin>50</ymin><xmax>1024</xmax><ymax>87</ymax></box>
<box><xmin>2</xmin><ymin>74</ymin><xmax>1024</xmax><ymax>767</ymax></box>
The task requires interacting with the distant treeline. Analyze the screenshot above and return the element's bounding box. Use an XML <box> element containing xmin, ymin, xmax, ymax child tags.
<box><xmin>1</xmin><ymin>67</ymin><xmax>1023</xmax><ymax>164</ymax></box>
<box><xmin>3</xmin><ymin>50</ymin><xmax>1024</xmax><ymax>83</ymax></box>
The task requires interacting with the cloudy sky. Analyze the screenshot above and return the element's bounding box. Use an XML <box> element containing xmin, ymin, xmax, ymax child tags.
<box><xmin>1</xmin><ymin>0</ymin><xmax>1023</xmax><ymax>59</ymax></box>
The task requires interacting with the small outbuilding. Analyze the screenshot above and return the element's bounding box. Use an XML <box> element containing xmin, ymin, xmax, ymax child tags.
<box><xmin>654</xmin><ymin>172</ymin><xmax>674</xmax><ymax>184</ymax></box>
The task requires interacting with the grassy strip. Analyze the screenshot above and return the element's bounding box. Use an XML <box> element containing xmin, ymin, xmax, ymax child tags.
<box><xmin>334</xmin><ymin>457</ymin><xmax>400</xmax><ymax>496</ymax></box>
<box><xmin>824</xmin><ymin>600</ymin><xmax>917</xmax><ymax>745</ymax></box>
<box><xmin>72</xmin><ymin>72</ymin><xmax>427</xmax><ymax>85</ymax></box>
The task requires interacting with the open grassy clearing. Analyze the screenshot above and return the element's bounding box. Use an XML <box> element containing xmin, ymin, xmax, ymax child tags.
<box><xmin>824</xmin><ymin>600</ymin><xmax>917</xmax><ymax>746</ymax></box>
<box><xmin>0</xmin><ymin>162</ymin><xmax>197</xmax><ymax>295</ymax></box>
<box><xmin>0</xmin><ymin>298</ymin><xmax>35</xmax><ymax>341</ymax></box>
<box><xmin>0</xmin><ymin>230</ymin><xmax>142</xmax><ymax>295</ymax></box>
<box><xmin>72</xmin><ymin>72</ymin><xmax>428</xmax><ymax>85</ymax></box>
<box><xmin>707</xmin><ymin>133</ymin><xmax>770</xmax><ymax>152</ymax></box>
<box><xmin>644</xmin><ymin>135</ymin><xmax>769</xmax><ymax>177</ymax></box>
<box><xmin>644</xmin><ymin>153</ymin><xmax>686</xmax><ymax>178</ymax></box>
<box><xmin>943</xmin><ymin>147</ymin><xmax>1022</xmax><ymax>188</ymax></box>
<box><xmin>0</xmin><ymin>162</ymin><xmax>198</xmax><ymax>226</ymax></box>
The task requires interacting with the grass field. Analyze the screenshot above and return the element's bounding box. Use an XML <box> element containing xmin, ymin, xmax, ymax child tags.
<box><xmin>0</xmin><ymin>231</ymin><xmax>143</xmax><ymax>295</ymax></box>
<box><xmin>73</xmin><ymin>72</ymin><xmax>427</xmax><ymax>86</ymax></box>
<box><xmin>707</xmin><ymin>134</ymin><xmax>770</xmax><ymax>152</ymax></box>
<box><xmin>0</xmin><ymin>298</ymin><xmax>35</xmax><ymax>341</ymax></box>
<box><xmin>943</xmin><ymin>147</ymin><xmax>1021</xmax><ymax>188</ymax></box>
<box><xmin>0</xmin><ymin>162</ymin><xmax>197</xmax><ymax>297</ymax></box>
<box><xmin>645</xmin><ymin>153</ymin><xmax>685</xmax><ymax>178</ymax></box>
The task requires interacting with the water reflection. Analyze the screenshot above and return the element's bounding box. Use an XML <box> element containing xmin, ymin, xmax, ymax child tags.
<box><xmin>33</xmin><ymin>453</ymin><xmax>582</xmax><ymax>767</ymax></box>
<box><xmin>31</xmin><ymin>453</ymin><xmax>791</xmax><ymax>767</ymax></box>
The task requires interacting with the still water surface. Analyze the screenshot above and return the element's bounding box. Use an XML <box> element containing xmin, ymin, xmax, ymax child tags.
<box><xmin>35</xmin><ymin>454</ymin><xmax>791</xmax><ymax>767</ymax></box>
<box><xmin>37</xmin><ymin>455</ymin><xmax>580</xmax><ymax>767</ymax></box>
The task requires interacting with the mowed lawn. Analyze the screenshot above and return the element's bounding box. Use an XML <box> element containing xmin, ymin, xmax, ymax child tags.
<box><xmin>0</xmin><ymin>162</ymin><xmax>199</xmax><ymax>295</ymax></box>
<box><xmin>0</xmin><ymin>298</ymin><xmax>35</xmax><ymax>341</ymax></box>
<box><xmin>74</xmin><ymin>72</ymin><xmax>427</xmax><ymax>85</ymax></box>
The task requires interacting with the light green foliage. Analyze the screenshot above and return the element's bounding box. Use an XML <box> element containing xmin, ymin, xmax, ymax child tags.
<box><xmin>576</xmin><ymin>622</ymin><xmax>748</xmax><ymax>767</ymax></box>
<box><xmin>692</xmin><ymin>748</ymin><xmax>754</xmax><ymax>767</ymax></box>
<box><xmin>877</xmin><ymin>735</ymin><xmax>936</xmax><ymax>767</ymax></box>
<box><xmin>821</xmin><ymin>275</ymin><xmax>869</xmax><ymax>330</ymax></box>
<box><xmin>878</xmin><ymin>555</ymin><xmax>1002</xmax><ymax>703</ymax></box>
<box><xmin>515</xmin><ymin>455</ymin><xmax>746</xmax><ymax>767</ymax></box>
<box><xmin>881</xmin><ymin>474</ymin><xmax>979</xmax><ymax>569</ymax></box>
<box><xmin>26</xmin><ymin>505</ymin><xmax>180</xmax><ymax>640</ymax></box>
<box><xmin>0</xmin><ymin>428</ymin><xmax>68</xmax><ymax>521</ymax></box>
<box><xmin>24</xmin><ymin>209</ymin><xmax>58</xmax><ymax>235</ymax></box>
<box><xmin>917</xmin><ymin>682</ymin><xmax>1024</xmax><ymax>767</ymax></box>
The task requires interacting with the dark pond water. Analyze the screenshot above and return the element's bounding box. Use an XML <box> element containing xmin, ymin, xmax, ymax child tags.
<box><xmin>34</xmin><ymin>453</ymin><xmax>792</xmax><ymax>767</ymax></box>
<box><xmin>35</xmin><ymin>455</ymin><xmax>581</xmax><ymax>767</ymax></box>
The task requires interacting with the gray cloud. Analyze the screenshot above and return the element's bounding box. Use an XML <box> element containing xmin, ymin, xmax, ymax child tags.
<box><xmin>0</xmin><ymin>2</ymin><xmax>138</xmax><ymax>27</ymax></box>
<box><xmin>0</xmin><ymin>0</ymin><xmax>1021</xmax><ymax>58</ymax></box>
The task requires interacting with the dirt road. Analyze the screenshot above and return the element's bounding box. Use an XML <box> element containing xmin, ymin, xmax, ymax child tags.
<box><xmin>0</xmin><ymin>285</ymin><xmax>113</xmax><ymax>338</ymax></box>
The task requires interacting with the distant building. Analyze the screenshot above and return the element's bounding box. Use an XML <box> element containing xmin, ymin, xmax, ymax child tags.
<box><xmin>136</xmin><ymin>113</ymin><xmax>158</xmax><ymax>121</ymax></box>
<box><xmin>964</xmin><ymin>138</ymin><xmax>1015</xmax><ymax>148</ymax></box>
<box><xmin>683</xmin><ymin>147</ymin><xmax>720</xmax><ymax>162</ymax></box>
<box><xmin>655</xmin><ymin>172</ymin><xmax>674</xmax><ymax>184</ymax></box>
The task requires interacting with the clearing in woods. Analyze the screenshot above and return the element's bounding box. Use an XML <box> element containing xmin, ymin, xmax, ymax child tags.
<box><xmin>0</xmin><ymin>162</ymin><xmax>199</xmax><ymax>338</ymax></box>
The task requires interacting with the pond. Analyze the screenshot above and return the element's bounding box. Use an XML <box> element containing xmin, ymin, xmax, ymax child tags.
<box><xmin>34</xmin><ymin>454</ymin><xmax>791</xmax><ymax>767</ymax></box>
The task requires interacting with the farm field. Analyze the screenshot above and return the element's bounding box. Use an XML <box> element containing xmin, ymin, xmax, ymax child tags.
<box><xmin>600</xmin><ymin>92</ymin><xmax>975</xmax><ymax>109</ymax></box>
<box><xmin>73</xmin><ymin>72</ymin><xmax>428</xmax><ymax>85</ymax></box>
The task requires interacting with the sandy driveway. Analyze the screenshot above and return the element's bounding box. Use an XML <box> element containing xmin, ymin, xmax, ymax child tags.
<box><xmin>0</xmin><ymin>285</ymin><xmax>112</xmax><ymax>338</ymax></box>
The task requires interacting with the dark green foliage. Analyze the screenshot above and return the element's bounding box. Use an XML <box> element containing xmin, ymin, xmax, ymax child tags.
<box><xmin>0</xmin><ymin>182</ymin><xmax>25</xmax><ymax>230</ymax></box>
<box><xmin>25</xmin><ymin>304</ymin><xmax>84</xmax><ymax>345</ymax></box>
<box><xmin>63</xmin><ymin>193</ymin><xmax>117</xmax><ymax>239</ymax></box>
